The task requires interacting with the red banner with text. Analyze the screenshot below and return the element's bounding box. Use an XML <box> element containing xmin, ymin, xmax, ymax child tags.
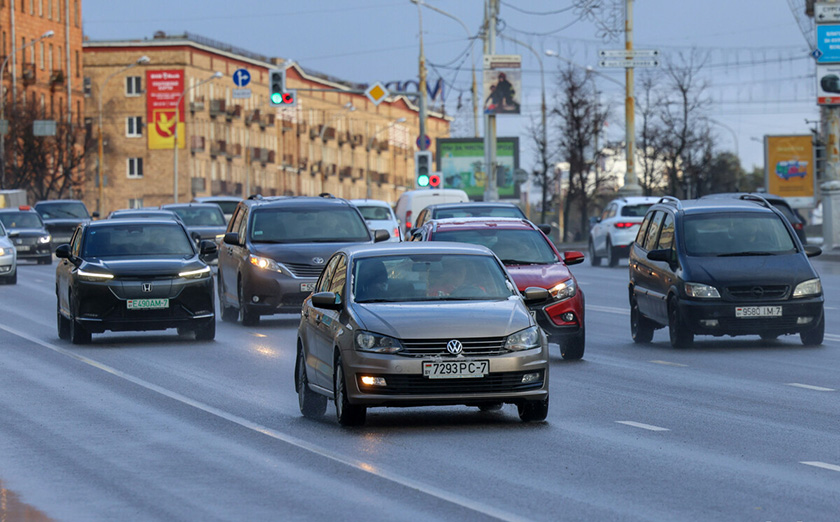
<box><xmin>146</xmin><ymin>70</ymin><xmax>185</xmax><ymax>150</ymax></box>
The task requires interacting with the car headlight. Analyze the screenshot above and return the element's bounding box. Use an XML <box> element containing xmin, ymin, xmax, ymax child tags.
<box><xmin>39</xmin><ymin>235</ymin><xmax>52</xmax><ymax>244</ymax></box>
<box><xmin>248</xmin><ymin>254</ymin><xmax>287</xmax><ymax>274</ymax></box>
<box><xmin>684</xmin><ymin>282</ymin><xmax>720</xmax><ymax>299</ymax></box>
<box><xmin>793</xmin><ymin>278</ymin><xmax>822</xmax><ymax>298</ymax></box>
<box><xmin>549</xmin><ymin>278</ymin><xmax>576</xmax><ymax>300</ymax></box>
<box><xmin>355</xmin><ymin>331</ymin><xmax>403</xmax><ymax>354</ymax></box>
<box><xmin>77</xmin><ymin>269</ymin><xmax>114</xmax><ymax>281</ymax></box>
<box><xmin>179</xmin><ymin>266</ymin><xmax>211</xmax><ymax>279</ymax></box>
<box><xmin>505</xmin><ymin>326</ymin><xmax>541</xmax><ymax>351</ymax></box>
<box><xmin>0</xmin><ymin>247</ymin><xmax>9</xmax><ymax>256</ymax></box>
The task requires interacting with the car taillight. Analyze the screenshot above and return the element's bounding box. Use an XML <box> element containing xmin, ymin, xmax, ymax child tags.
<box><xmin>405</xmin><ymin>210</ymin><xmax>412</xmax><ymax>230</ymax></box>
<box><xmin>793</xmin><ymin>223</ymin><xmax>804</xmax><ymax>230</ymax></box>
<box><xmin>613</xmin><ymin>222</ymin><xmax>636</xmax><ymax>229</ymax></box>
<box><xmin>393</xmin><ymin>227</ymin><xmax>400</xmax><ymax>239</ymax></box>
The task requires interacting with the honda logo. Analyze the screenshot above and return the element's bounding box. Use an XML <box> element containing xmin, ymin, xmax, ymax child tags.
<box><xmin>446</xmin><ymin>339</ymin><xmax>463</xmax><ymax>355</ymax></box>
<box><xmin>142</xmin><ymin>283</ymin><xmax>152</xmax><ymax>292</ymax></box>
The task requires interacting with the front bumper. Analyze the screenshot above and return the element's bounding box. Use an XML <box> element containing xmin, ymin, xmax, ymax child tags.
<box><xmin>0</xmin><ymin>254</ymin><xmax>15</xmax><ymax>275</ymax></box>
<box><xmin>13</xmin><ymin>242</ymin><xmax>51</xmax><ymax>260</ymax></box>
<box><xmin>531</xmin><ymin>293</ymin><xmax>585</xmax><ymax>344</ymax></box>
<box><xmin>242</xmin><ymin>266</ymin><xmax>319</xmax><ymax>314</ymax></box>
<box><xmin>677</xmin><ymin>296</ymin><xmax>824</xmax><ymax>336</ymax></box>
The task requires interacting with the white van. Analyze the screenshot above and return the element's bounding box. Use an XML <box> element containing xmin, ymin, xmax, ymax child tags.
<box><xmin>394</xmin><ymin>188</ymin><xmax>469</xmax><ymax>236</ymax></box>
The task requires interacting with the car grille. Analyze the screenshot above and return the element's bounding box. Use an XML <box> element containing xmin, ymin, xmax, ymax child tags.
<box><xmin>725</xmin><ymin>285</ymin><xmax>789</xmax><ymax>301</ymax></box>
<box><xmin>716</xmin><ymin>316</ymin><xmax>802</xmax><ymax>333</ymax></box>
<box><xmin>358</xmin><ymin>370</ymin><xmax>544</xmax><ymax>395</ymax></box>
<box><xmin>399</xmin><ymin>337</ymin><xmax>509</xmax><ymax>357</ymax></box>
<box><xmin>283</xmin><ymin>262</ymin><xmax>324</xmax><ymax>278</ymax></box>
<box><xmin>13</xmin><ymin>237</ymin><xmax>38</xmax><ymax>246</ymax></box>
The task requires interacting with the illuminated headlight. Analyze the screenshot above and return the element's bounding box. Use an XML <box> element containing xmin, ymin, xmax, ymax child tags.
<box><xmin>249</xmin><ymin>254</ymin><xmax>287</xmax><ymax>275</ymax></box>
<box><xmin>77</xmin><ymin>269</ymin><xmax>114</xmax><ymax>281</ymax></box>
<box><xmin>355</xmin><ymin>331</ymin><xmax>403</xmax><ymax>353</ymax></box>
<box><xmin>360</xmin><ymin>376</ymin><xmax>387</xmax><ymax>386</ymax></box>
<box><xmin>505</xmin><ymin>326</ymin><xmax>541</xmax><ymax>351</ymax></box>
<box><xmin>793</xmin><ymin>278</ymin><xmax>822</xmax><ymax>298</ymax></box>
<box><xmin>179</xmin><ymin>266</ymin><xmax>211</xmax><ymax>279</ymax></box>
<box><xmin>549</xmin><ymin>278</ymin><xmax>576</xmax><ymax>300</ymax></box>
<box><xmin>0</xmin><ymin>247</ymin><xmax>9</xmax><ymax>256</ymax></box>
<box><xmin>684</xmin><ymin>282</ymin><xmax>720</xmax><ymax>299</ymax></box>
<box><xmin>38</xmin><ymin>235</ymin><xmax>52</xmax><ymax>244</ymax></box>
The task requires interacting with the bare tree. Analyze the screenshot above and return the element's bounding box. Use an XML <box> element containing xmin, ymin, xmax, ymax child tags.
<box><xmin>636</xmin><ymin>72</ymin><xmax>669</xmax><ymax>195</ymax></box>
<box><xmin>524</xmin><ymin>115</ymin><xmax>556</xmax><ymax>224</ymax></box>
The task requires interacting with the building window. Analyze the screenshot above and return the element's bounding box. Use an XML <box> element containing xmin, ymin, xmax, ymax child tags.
<box><xmin>39</xmin><ymin>0</ymin><xmax>43</xmax><ymax>16</ymax></box>
<box><xmin>74</xmin><ymin>0</ymin><xmax>78</xmax><ymax>26</ymax></box>
<box><xmin>75</xmin><ymin>50</ymin><xmax>79</xmax><ymax>77</ymax></box>
<box><xmin>126</xmin><ymin>116</ymin><xmax>143</xmax><ymax>137</ymax></box>
<box><xmin>126</xmin><ymin>76</ymin><xmax>141</xmax><ymax>96</ymax></box>
<box><xmin>47</xmin><ymin>0</ymin><xmax>52</xmax><ymax>19</ymax></box>
<box><xmin>39</xmin><ymin>41</ymin><xmax>44</xmax><ymax>70</ymax></box>
<box><xmin>128</xmin><ymin>198</ymin><xmax>143</xmax><ymax>209</ymax></box>
<box><xmin>127</xmin><ymin>158</ymin><xmax>144</xmax><ymax>178</ymax></box>
<box><xmin>57</xmin><ymin>0</ymin><xmax>61</xmax><ymax>22</ymax></box>
<box><xmin>29</xmin><ymin>0</ymin><xmax>33</xmax><ymax>14</ymax></box>
<box><xmin>58</xmin><ymin>46</ymin><xmax>62</xmax><ymax>70</ymax></box>
<box><xmin>48</xmin><ymin>44</ymin><xmax>53</xmax><ymax>71</ymax></box>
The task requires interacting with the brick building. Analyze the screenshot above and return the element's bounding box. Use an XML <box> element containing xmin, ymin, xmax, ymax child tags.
<box><xmin>83</xmin><ymin>32</ymin><xmax>450</xmax><ymax>214</ymax></box>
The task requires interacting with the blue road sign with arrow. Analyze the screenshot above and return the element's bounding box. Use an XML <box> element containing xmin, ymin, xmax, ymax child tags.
<box><xmin>233</xmin><ymin>68</ymin><xmax>251</xmax><ymax>88</ymax></box>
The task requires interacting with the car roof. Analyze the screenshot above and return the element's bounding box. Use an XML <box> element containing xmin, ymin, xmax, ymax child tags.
<box><xmin>342</xmin><ymin>241</ymin><xmax>496</xmax><ymax>258</ymax></box>
<box><xmin>193</xmin><ymin>196</ymin><xmax>242</xmax><ymax>201</ymax></box>
<box><xmin>427</xmin><ymin>201</ymin><xmax>519</xmax><ymax>210</ymax></box>
<box><xmin>89</xmin><ymin>218</ymin><xmax>185</xmax><ymax>228</ymax></box>
<box><xmin>161</xmin><ymin>203</ymin><xmax>224</xmax><ymax>210</ymax></box>
<box><xmin>34</xmin><ymin>199</ymin><xmax>86</xmax><ymax>205</ymax></box>
<box><xmin>245</xmin><ymin>194</ymin><xmax>355</xmax><ymax>209</ymax></box>
<box><xmin>0</xmin><ymin>207</ymin><xmax>39</xmax><ymax>213</ymax></box>
<box><xmin>700</xmin><ymin>192</ymin><xmax>790</xmax><ymax>205</ymax></box>
<box><xmin>609</xmin><ymin>196</ymin><xmax>660</xmax><ymax>205</ymax></box>
<box><xmin>427</xmin><ymin>217</ymin><xmax>537</xmax><ymax>230</ymax></box>
<box><xmin>349</xmin><ymin>199</ymin><xmax>392</xmax><ymax>207</ymax></box>
<box><xmin>657</xmin><ymin>198</ymin><xmax>780</xmax><ymax>216</ymax></box>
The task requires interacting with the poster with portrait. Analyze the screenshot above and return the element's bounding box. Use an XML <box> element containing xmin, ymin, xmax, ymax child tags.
<box><xmin>483</xmin><ymin>55</ymin><xmax>521</xmax><ymax>115</ymax></box>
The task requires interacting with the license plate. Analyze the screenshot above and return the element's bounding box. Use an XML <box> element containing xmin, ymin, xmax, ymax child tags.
<box><xmin>529</xmin><ymin>309</ymin><xmax>537</xmax><ymax>320</ymax></box>
<box><xmin>735</xmin><ymin>306</ymin><xmax>782</xmax><ymax>318</ymax></box>
<box><xmin>300</xmin><ymin>282</ymin><xmax>316</xmax><ymax>292</ymax></box>
<box><xmin>127</xmin><ymin>298</ymin><xmax>169</xmax><ymax>310</ymax></box>
<box><xmin>422</xmin><ymin>359</ymin><xmax>489</xmax><ymax>379</ymax></box>
<box><xmin>16</xmin><ymin>245</ymin><xmax>31</xmax><ymax>252</ymax></box>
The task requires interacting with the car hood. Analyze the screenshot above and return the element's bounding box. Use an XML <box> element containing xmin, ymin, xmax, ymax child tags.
<box><xmin>83</xmin><ymin>257</ymin><xmax>200</xmax><ymax>277</ymax></box>
<box><xmin>505</xmin><ymin>262</ymin><xmax>573</xmax><ymax>291</ymax></box>
<box><xmin>684</xmin><ymin>253</ymin><xmax>817</xmax><ymax>287</ymax></box>
<box><xmin>351</xmin><ymin>297</ymin><xmax>532</xmax><ymax>339</ymax></box>
<box><xmin>251</xmin><ymin>241</ymin><xmax>369</xmax><ymax>264</ymax></box>
<box><xmin>185</xmin><ymin>225</ymin><xmax>226</xmax><ymax>239</ymax></box>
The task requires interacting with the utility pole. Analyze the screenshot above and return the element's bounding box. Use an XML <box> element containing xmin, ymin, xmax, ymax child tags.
<box><xmin>618</xmin><ymin>0</ymin><xmax>642</xmax><ymax>196</ymax></box>
<box><xmin>818</xmin><ymin>1</ymin><xmax>840</xmax><ymax>251</ymax></box>
<box><xmin>483</xmin><ymin>0</ymin><xmax>499</xmax><ymax>202</ymax></box>
<box><xmin>417</xmin><ymin>3</ymin><xmax>428</xmax><ymax>168</ymax></box>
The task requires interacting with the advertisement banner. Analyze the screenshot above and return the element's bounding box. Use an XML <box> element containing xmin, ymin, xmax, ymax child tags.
<box><xmin>147</xmin><ymin>70</ymin><xmax>185</xmax><ymax>150</ymax></box>
<box><xmin>436</xmin><ymin>137</ymin><xmax>520</xmax><ymax>199</ymax></box>
<box><xmin>483</xmin><ymin>55</ymin><xmax>521</xmax><ymax>115</ymax></box>
<box><xmin>817</xmin><ymin>63</ymin><xmax>840</xmax><ymax>105</ymax></box>
<box><xmin>764</xmin><ymin>135</ymin><xmax>816</xmax><ymax>208</ymax></box>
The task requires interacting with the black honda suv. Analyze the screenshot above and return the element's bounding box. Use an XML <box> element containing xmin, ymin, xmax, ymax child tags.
<box><xmin>628</xmin><ymin>195</ymin><xmax>824</xmax><ymax>348</ymax></box>
<box><xmin>217</xmin><ymin>194</ymin><xmax>390</xmax><ymax>326</ymax></box>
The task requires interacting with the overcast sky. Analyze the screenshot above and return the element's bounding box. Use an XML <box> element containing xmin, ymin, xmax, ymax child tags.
<box><xmin>83</xmin><ymin>0</ymin><xmax>816</xmax><ymax>174</ymax></box>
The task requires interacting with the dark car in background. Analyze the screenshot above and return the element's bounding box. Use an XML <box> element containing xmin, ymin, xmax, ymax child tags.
<box><xmin>0</xmin><ymin>206</ymin><xmax>53</xmax><ymax>264</ymax></box>
<box><xmin>55</xmin><ymin>218</ymin><xmax>217</xmax><ymax>344</ymax></box>
<box><xmin>161</xmin><ymin>202</ymin><xmax>227</xmax><ymax>263</ymax></box>
<box><xmin>107</xmin><ymin>208</ymin><xmax>183</xmax><ymax>221</ymax></box>
<box><xmin>192</xmin><ymin>196</ymin><xmax>243</xmax><ymax>224</ymax></box>
<box><xmin>701</xmin><ymin>192</ymin><xmax>808</xmax><ymax>245</ymax></box>
<box><xmin>410</xmin><ymin>201</ymin><xmax>529</xmax><ymax>234</ymax></box>
<box><xmin>34</xmin><ymin>199</ymin><xmax>98</xmax><ymax>251</ymax></box>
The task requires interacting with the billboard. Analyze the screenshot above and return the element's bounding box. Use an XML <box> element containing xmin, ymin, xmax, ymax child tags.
<box><xmin>436</xmin><ymin>137</ymin><xmax>520</xmax><ymax>199</ymax></box>
<box><xmin>483</xmin><ymin>55</ymin><xmax>521</xmax><ymax>115</ymax></box>
<box><xmin>764</xmin><ymin>135</ymin><xmax>816</xmax><ymax>208</ymax></box>
<box><xmin>146</xmin><ymin>70</ymin><xmax>185</xmax><ymax>150</ymax></box>
<box><xmin>817</xmin><ymin>64</ymin><xmax>840</xmax><ymax>105</ymax></box>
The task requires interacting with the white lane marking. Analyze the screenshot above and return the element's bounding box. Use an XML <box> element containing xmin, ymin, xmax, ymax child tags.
<box><xmin>785</xmin><ymin>383</ymin><xmax>836</xmax><ymax>392</ymax></box>
<box><xmin>825</xmin><ymin>306</ymin><xmax>838</xmax><ymax>311</ymax></box>
<box><xmin>801</xmin><ymin>461</ymin><xmax>840</xmax><ymax>472</ymax></box>
<box><xmin>650</xmin><ymin>360</ymin><xmax>688</xmax><ymax>367</ymax></box>
<box><xmin>825</xmin><ymin>334</ymin><xmax>840</xmax><ymax>342</ymax></box>
<box><xmin>587</xmin><ymin>304</ymin><xmax>629</xmax><ymax>315</ymax></box>
<box><xmin>616</xmin><ymin>421</ymin><xmax>670</xmax><ymax>432</ymax></box>
<box><xmin>0</xmin><ymin>322</ymin><xmax>528</xmax><ymax>522</ymax></box>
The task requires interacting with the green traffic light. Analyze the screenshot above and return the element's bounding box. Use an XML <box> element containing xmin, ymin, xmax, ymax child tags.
<box><xmin>271</xmin><ymin>92</ymin><xmax>283</xmax><ymax>104</ymax></box>
<box><xmin>417</xmin><ymin>175</ymin><xmax>430</xmax><ymax>187</ymax></box>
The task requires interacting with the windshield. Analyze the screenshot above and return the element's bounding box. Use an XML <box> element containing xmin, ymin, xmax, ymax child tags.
<box><xmin>83</xmin><ymin>224</ymin><xmax>194</xmax><ymax>258</ymax></box>
<box><xmin>433</xmin><ymin>228</ymin><xmax>559</xmax><ymax>264</ymax></box>
<box><xmin>353</xmin><ymin>253</ymin><xmax>516</xmax><ymax>303</ymax></box>
<box><xmin>214</xmin><ymin>201</ymin><xmax>240</xmax><ymax>215</ymax></box>
<box><xmin>109</xmin><ymin>211</ymin><xmax>178</xmax><ymax>220</ymax></box>
<box><xmin>683</xmin><ymin>213</ymin><xmax>796</xmax><ymax>256</ymax></box>
<box><xmin>250</xmin><ymin>207</ymin><xmax>370</xmax><ymax>243</ymax></box>
<box><xmin>36</xmin><ymin>202</ymin><xmax>90</xmax><ymax>219</ymax></box>
<box><xmin>356</xmin><ymin>205</ymin><xmax>394</xmax><ymax>221</ymax></box>
<box><xmin>0</xmin><ymin>212</ymin><xmax>44</xmax><ymax>229</ymax></box>
<box><xmin>433</xmin><ymin>206</ymin><xmax>525</xmax><ymax>220</ymax></box>
<box><xmin>169</xmin><ymin>207</ymin><xmax>226</xmax><ymax>226</ymax></box>
<box><xmin>621</xmin><ymin>204</ymin><xmax>652</xmax><ymax>217</ymax></box>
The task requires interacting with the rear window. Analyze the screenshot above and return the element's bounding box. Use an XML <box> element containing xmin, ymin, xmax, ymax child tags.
<box><xmin>36</xmin><ymin>201</ymin><xmax>90</xmax><ymax>219</ymax></box>
<box><xmin>433</xmin><ymin>228</ymin><xmax>558</xmax><ymax>264</ymax></box>
<box><xmin>433</xmin><ymin>206</ymin><xmax>525</xmax><ymax>220</ymax></box>
<box><xmin>356</xmin><ymin>205</ymin><xmax>393</xmax><ymax>221</ymax></box>
<box><xmin>214</xmin><ymin>201</ymin><xmax>240</xmax><ymax>215</ymax></box>
<box><xmin>621</xmin><ymin>204</ymin><xmax>652</xmax><ymax>217</ymax></box>
<box><xmin>683</xmin><ymin>213</ymin><xmax>796</xmax><ymax>256</ymax></box>
<box><xmin>250</xmin><ymin>207</ymin><xmax>370</xmax><ymax>243</ymax></box>
<box><xmin>169</xmin><ymin>207</ymin><xmax>226</xmax><ymax>226</ymax></box>
<box><xmin>0</xmin><ymin>211</ymin><xmax>44</xmax><ymax>229</ymax></box>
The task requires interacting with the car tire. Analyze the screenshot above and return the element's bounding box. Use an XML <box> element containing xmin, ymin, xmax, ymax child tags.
<box><xmin>334</xmin><ymin>353</ymin><xmax>366</xmax><ymax>426</ymax></box>
<box><xmin>518</xmin><ymin>395</ymin><xmax>549</xmax><ymax>422</ymax></box>
<box><xmin>668</xmin><ymin>297</ymin><xmax>693</xmax><ymax>348</ymax></box>
<box><xmin>800</xmin><ymin>314</ymin><xmax>824</xmax><ymax>346</ymax></box>
<box><xmin>606</xmin><ymin>237</ymin><xmax>618</xmax><ymax>267</ymax></box>
<box><xmin>238</xmin><ymin>279</ymin><xmax>260</xmax><ymax>327</ymax></box>
<box><xmin>589</xmin><ymin>240</ymin><xmax>601</xmax><ymax>267</ymax></box>
<box><xmin>631</xmin><ymin>297</ymin><xmax>655</xmax><ymax>343</ymax></box>
<box><xmin>57</xmin><ymin>301</ymin><xmax>70</xmax><ymax>340</ymax></box>
<box><xmin>4</xmin><ymin>271</ymin><xmax>17</xmax><ymax>284</ymax></box>
<box><xmin>195</xmin><ymin>319</ymin><xmax>216</xmax><ymax>341</ymax></box>
<box><xmin>561</xmin><ymin>325</ymin><xmax>585</xmax><ymax>360</ymax></box>
<box><xmin>297</xmin><ymin>346</ymin><xmax>327</xmax><ymax>418</ymax></box>
<box><xmin>218</xmin><ymin>274</ymin><xmax>238</xmax><ymax>322</ymax></box>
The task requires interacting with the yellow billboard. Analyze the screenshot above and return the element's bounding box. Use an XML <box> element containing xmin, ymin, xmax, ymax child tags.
<box><xmin>764</xmin><ymin>135</ymin><xmax>816</xmax><ymax>208</ymax></box>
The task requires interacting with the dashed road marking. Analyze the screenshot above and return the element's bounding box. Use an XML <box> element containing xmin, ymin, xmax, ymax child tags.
<box><xmin>650</xmin><ymin>360</ymin><xmax>688</xmax><ymax>367</ymax></box>
<box><xmin>785</xmin><ymin>383</ymin><xmax>835</xmax><ymax>392</ymax></box>
<box><xmin>587</xmin><ymin>304</ymin><xmax>629</xmax><ymax>315</ymax></box>
<box><xmin>616</xmin><ymin>421</ymin><xmax>670</xmax><ymax>432</ymax></box>
<box><xmin>801</xmin><ymin>461</ymin><xmax>840</xmax><ymax>472</ymax></box>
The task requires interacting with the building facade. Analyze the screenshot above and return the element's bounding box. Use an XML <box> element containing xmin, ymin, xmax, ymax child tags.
<box><xmin>83</xmin><ymin>32</ymin><xmax>450</xmax><ymax>214</ymax></box>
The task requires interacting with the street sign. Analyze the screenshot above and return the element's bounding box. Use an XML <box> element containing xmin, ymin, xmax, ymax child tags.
<box><xmin>813</xmin><ymin>48</ymin><xmax>825</xmax><ymax>61</ymax></box>
<box><xmin>232</xmin><ymin>88</ymin><xmax>252</xmax><ymax>99</ymax></box>
<box><xmin>0</xmin><ymin>119</ymin><xmax>7</xmax><ymax>136</ymax></box>
<box><xmin>816</xmin><ymin>2</ymin><xmax>840</xmax><ymax>23</ymax></box>
<box><xmin>599</xmin><ymin>59</ymin><xmax>660</xmax><ymax>68</ymax></box>
<box><xmin>598</xmin><ymin>49</ymin><xmax>659</xmax><ymax>59</ymax></box>
<box><xmin>233</xmin><ymin>68</ymin><xmax>251</xmax><ymax>88</ymax></box>
<box><xmin>816</xmin><ymin>24</ymin><xmax>840</xmax><ymax>63</ymax></box>
<box><xmin>416</xmin><ymin>134</ymin><xmax>431</xmax><ymax>151</ymax></box>
<box><xmin>33</xmin><ymin>120</ymin><xmax>56</xmax><ymax>136</ymax></box>
<box><xmin>365</xmin><ymin>82</ymin><xmax>389</xmax><ymax>106</ymax></box>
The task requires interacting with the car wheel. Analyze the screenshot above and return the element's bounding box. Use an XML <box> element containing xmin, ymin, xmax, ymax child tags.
<box><xmin>561</xmin><ymin>325</ymin><xmax>585</xmax><ymax>360</ymax></box>
<box><xmin>800</xmin><ymin>314</ymin><xmax>824</xmax><ymax>346</ymax></box>
<box><xmin>218</xmin><ymin>273</ymin><xmax>237</xmax><ymax>322</ymax></box>
<box><xmin>57</xmin><ymin>300</ymin><xmax>70</xmax><ymax>340</ymax></box>
<box><xmin>334</xmin><ymin>353</ymin><xmax>366</xmax><ymax>426</ymax></box>
<box><xmin>589</xmin><ymin>240</ymin><xmax>601</xmax><ymax>266</ymax></box>
<box><xmin>238</xmin><ymin>279</ymin><xmax>260</xmax><ymax>327</ymax></box>
<box><xmin>518</xmin><ymin>395</ymin><xmax>549</xmax><ymax>422</ymax></box>
<box><xmin>2</xmin><ymin>271</ymin><xmax>16</xmax><ymax>284</ymax></box>
<box><xmin>631</xmin><ymin>297</ymin><xmax>655</xmax><ymax>343</ymax></box>
<box><xmin>195</xmin><ymin>319</ymin><xmax>216</xmax><ymax>341</ymax></box>
<box><xmin>668</xmin><ymin>297</ymin><xmax>693</xmax><ymax>348</ymax></box>
<box><xmin>296</xmin><ymin>346</ymin><xmax>327</xmax><ymax>418</ymax></box>
<box><xmin>606</xmin><ymin>237</ymin><xmax>618</xmax><ymax>267</ymax></box>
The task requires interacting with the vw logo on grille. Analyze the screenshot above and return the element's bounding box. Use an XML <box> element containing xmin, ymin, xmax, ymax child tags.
<box><xmin>446</xmin><ymin>339</ymin><xmax>463</xmax><ymax>355</ymax></box>
<box><xmin>312</xmin><ymin>257</ymin><xmax>325</xmax><ymax>265</ymax></box>
<box><xmin>142</xmin><ymin>283</ymin><xmax>153</xmax><ymax>292</ymax></box>
<box><xmin>751</xmin><ymin>286</ymin><xmax>764</xmax><ymax>298</ymax></box>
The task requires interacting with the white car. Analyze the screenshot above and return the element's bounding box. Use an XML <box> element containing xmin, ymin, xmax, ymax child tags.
<box><xmin>589</xmin><ymin>196</ymin><xmax>659</xmax><ymax>267</ymax></box>
<box><xmin>350</xmin><ymin>199</ymin><xmax>402</xmax><ymax>242</ymax></box>
<box><xmin>0</xmin><ymin>221</ymin><xmax>17</xmax><ymax>284</ymax></box>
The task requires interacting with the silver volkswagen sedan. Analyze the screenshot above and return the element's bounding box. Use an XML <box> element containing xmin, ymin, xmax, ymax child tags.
<box><xmin>295</xmin><ymin>242</ymin><xmax>550</xmax><ymax>426</ymax></box>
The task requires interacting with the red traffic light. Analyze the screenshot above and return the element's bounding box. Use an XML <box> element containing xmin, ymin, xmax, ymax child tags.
<box><xmin>282</xmin><ymin>93</ymin><xmax>294</xmax><ymax>103</ymax></box>
<box><xmin>429</xmin><ymin>174</ymin><xmax>441</xmax><ymax>188</ymax></box>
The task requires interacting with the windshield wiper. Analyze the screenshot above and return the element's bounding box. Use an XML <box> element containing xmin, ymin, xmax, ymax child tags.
<box><xmin>500</xmin><ymin>259</ymin><xmax>541</xmax><ymax>265</ymax></box>
<box><xmin>717</xmin><ymin>251</ymin><xmax>778</xmax><ymax>257</ymax></box>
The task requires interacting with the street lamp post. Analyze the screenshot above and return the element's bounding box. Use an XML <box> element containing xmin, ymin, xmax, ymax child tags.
<box><xmin>0</xmin><ymin>30</ymin><xmax>55</xmax><ymax>189</ymax></box>
<box><xmin>366</xmin><ymin>117</ymin><xmax>406</xmax><ymax>199</ymax></box>
<box><xmin>97</xmin><ymin>55</ymin><xmax>150</xmax><ymax>215</ymax></box>
<box><xmin>173</xmin><ymin>71</ymin><xmax>222</xmax><ymax>203</ymax></box>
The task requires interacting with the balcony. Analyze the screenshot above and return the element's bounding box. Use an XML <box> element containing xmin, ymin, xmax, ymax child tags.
<box><xmin>229</xmin><ymin>143</ymin><xmax>242</xmax><ymax>159</ymax></box>
<box><xmin>298</xmin><ymin>157</ymin><xmax>308</xmax><ymax>171</ymax></box>
<box><xmin>281</xmin><ymin>119</ymin><xmax>294</xmax><ymax>133</ymax></box>
<box><xmin>50</xmin><ymin>70</ymin><xmax>65</xmax><ymax>88</ymax></box>
<box><xmin>210</xmin><ymin>140</ymin><xmax>226</xmax><ymax>157</ymax></box>
<box><xmin>190</xmin><ymin>135</ymin><xmax>205</xmax><ymax>153</ymax></box>
<box><xmin>22</xmin><ymin>63</ymin><xmax>35</xmax><ymax>85</ymax></box>
<box><xmin>351</xmin><ymin>134</ymin><xmax>364</xmax><ymax>148</ymax></box>
<box><xmin>190</xmin><ymin>97</ymin><xmax>206</xmax><ymax>112</ymax></box>
<box><xmin>225</xmin><ymin>105</ymin><xmax>242</xmax><ymax>120</ymax></box>
<box><xmin>209</xmin><ymin>99</ymin><xmax>225</xmax><ymax>117</ymax></box>
<box><xmin>339</xmin><ymin>166</ymin><xmax>353</xmax><ymax>180</ymax></box>
<box><xmin>246</xmin><ymin>109</ymin><xmax>261</xmax><ymax>126</ymax></box>
<box><xmin>282</xmin><ymin>153</ymin><xmax>295</xmax><ymax>167</ymax></box>
<box><xmin>321</xmin><ymin>126</ymin><xmax>336</xmax><ymax>141</ymax></box>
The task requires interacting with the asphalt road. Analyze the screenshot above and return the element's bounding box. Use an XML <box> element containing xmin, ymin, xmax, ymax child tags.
<box><xmin>0</xmin><ymin>256</ymin><xmax>838</xmax><ymax>521</ymax></box>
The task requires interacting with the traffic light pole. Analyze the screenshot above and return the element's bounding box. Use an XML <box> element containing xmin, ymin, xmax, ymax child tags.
<box><xmin>482</xmin><ymin>0</ymin><xmax>499</xmax><ymax>202</ymax></box>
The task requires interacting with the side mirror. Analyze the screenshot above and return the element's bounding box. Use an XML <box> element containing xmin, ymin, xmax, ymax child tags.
<box><xmin>647</xmin><ymin>249</ymin><xmax>673</xmax><ymax>263</ymax></box>
<box><xmin>55</xmin><ymin>244</ymin><xmax>72</xmax><ymax>259</ymax></box>
<box><xmin>223</xmin><ymin>232</ymin><xmax>240</xmax><ymax>245</ymax></box>
<box><xmin>373</xmin><ymin>229</ymin><xmax>391</xmax><ymax>243</ymax></box>
<box><xmin>804</xmin><ymin>245</ymin><xmax>822</xmax><ymax>258</ymax></box>
<box><xmin>311</xmin><ymin>291</ymin><xmax>342</xmax><ymax>310</ymax></box>
<box><xmin>589</xmin><ymin>216</ymin><xmax>601</xmax><ymax>227</ymax></box>
<box><xmin>8</xmin><ymin>231</ymin><xmax>19</xmax><ymax>238</ymax></box>
<box><xmin>537</xmin><ymin>224</ymin><xmax>551</xmax><ymax>235</ymax></box>
<box><xmin>563</xmin><ymin>251</ymin><xmax>585</xmax><ymax>266</ymax></box>
<box><xmin>407</xmin><ymin>227</ymin><xmax>417</xmax><ymax>237</ymax></box>
<box><xmin>91</xmin><ymin>212</ymin><xmax>100</xmax><ymax>219</ymax></box>
<box><xmin>522</xmin><ymin>286</ymin><xmax>550</xmax><ymax>303</ymax></box>
<box><xmin>199</xmin><ymin>240</ymin><xmax>218</xmax><ymax>256</ymax></box>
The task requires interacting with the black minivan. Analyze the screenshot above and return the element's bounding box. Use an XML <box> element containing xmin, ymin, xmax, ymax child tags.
<box><xmin>628</xmin><ymin>195</ymin><xmax>824</xmax><ymax>348</ymax></box>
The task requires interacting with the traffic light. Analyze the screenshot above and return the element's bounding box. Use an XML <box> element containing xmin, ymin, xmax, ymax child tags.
<box><xmin>429</xmin><ymin>173</ymin><xmax>442</xmax><ymax>188</ymax></box>
<box><xmin>415</xmin><ymin>151</ymin><xmax>432</xmax><ymax>188</ymax></box>
<box><xmin>269</xmin><ymin>68</ymin><xmax>295</xmax><ymax>107</ymax></box>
